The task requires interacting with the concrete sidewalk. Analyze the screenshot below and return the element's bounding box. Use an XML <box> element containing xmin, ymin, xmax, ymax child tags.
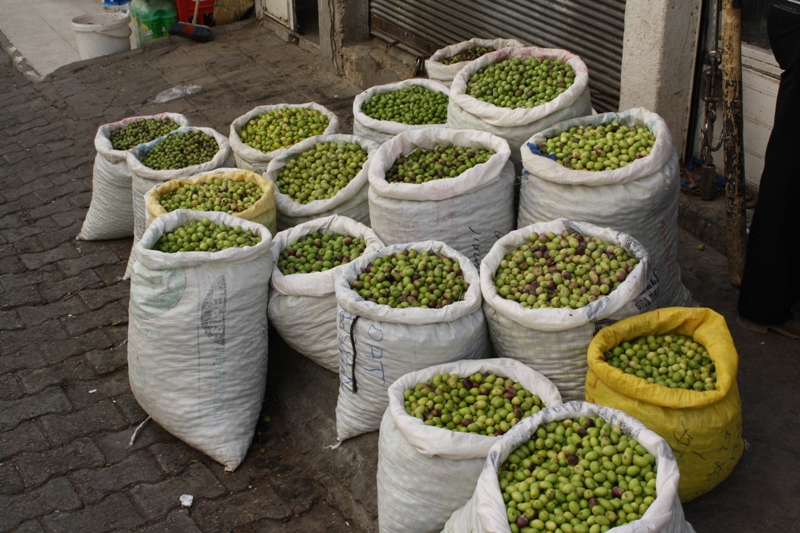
<box><xmin>1</xmin><ymin>21</ymin><xmax>799</xmax><ymax>532</ymax></box>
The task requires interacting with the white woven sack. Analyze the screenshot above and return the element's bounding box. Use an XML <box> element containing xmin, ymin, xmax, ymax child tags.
<box><xmin>378</xmin><ymin>358</ymin><xmax>562</xmax><ymax>533</ymax></box>
<box><xmin>352</xmin><ymin>79</ymin><xmax>451</xmax><ymax>145</ymax></box>
<box><xmin>268</xmin><ymin>215</ymin><xmax>384</xmax><ymax>372</ymax></box>
<box><xmin>127</xmin><ymin>210</ymin><xmax>273</xmax><ymax>472</ymax></box>
<box><xmin>443</xmin><ymin>401</ymin><xmax>697</xmax><ymax>533</ymax></box>
<box><xmin>263</xmin><ymin>134</ymin><xmax>380</xmax><ymax>231</ymax></box>
<box><xmin>447</xmin><ymin>47</ymin><xmax>593</xmax><ymax>169</ymax></box>
<box><xmin>334</xmin><ymin>241</ymin><xmax>491</xmax><ymax>442</ymax></box>
<box><xmin>229</xmin><ymin>103</ymin><xmax>340</xmax><ymax>173</ymax></box>
<box><xmin>368</xmin><ymin>127</ymin><xmax>516</xmax><ymax>269</ymax></box>
<box><xmin>518</xmin><ymin>108</ymin><xmax>692</xmax><ymax>307</ymax></box>
<box><xmin>426</xmin><ymin>39</ymin><xmax>526</xmax><ymax>88</ymax></box>
<box><xmin>480</xmin><ymin>219</ymin><xmax>660</xmax><ymax>402</ymax></box>
<box><xmin>124</xmin><ymin>126</ymin><xmax>233</xmax><ymax>279</ymax></box>
<box><xmin>78</xmin><ymin>113</ymin><xmax>190</xmax><ymax>241</ymax></box>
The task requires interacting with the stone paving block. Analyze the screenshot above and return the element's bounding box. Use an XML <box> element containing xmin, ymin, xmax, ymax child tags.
<box><xmin>85</xmin><ymin>346</ymin><xmax>127</xmax><ymax>376</ymax></box>
<box><xmin>19</xmin><ymin>242</ymin><xmax>80</xmax><ymax>270</ymax></box>
<box><xmin>40</xmin><ymin>329</ymin><xmax>113</xmax><ymax>364</ymax></box>
<box><xmin>0</xmin><ymin>256</ymin><xmax>27</xmax><ymax>277</ymax></box>
<box><xmin>190</xmin><ymin>483</ymin><xmax>293</xmax><ymax>531</ymax></box>
<box><xmin>0</xmin><ymin>372</ymin><xmax>25</xmax><ymax>400</ymax></box>
<box><xmin>0</xmin><ymin>346</ymin><xmax>50</xmax><ymax>374</ymax></box>
<box><xmin>51</xmin><ymin>209</ymin><xmax>85</xmax><ymax>228</ymax></box>
<box><xmin>0</xmin><ymin>387</ymin><xmax>74</xmax><ymax>432</ymax></box>
<box><xmin>147</xmin><ymin>442</ymin><xmax>205</xmax><ymax>476</ymax></box>
<box><xmin>78</xmin><ymin>281</ymin><xmax>129</xmax><ymax>311</ymax></box>
<box><xmin>113</xmin><ymin>394</ymin><xmax>147</xmax><ymax>425</ymax></box>
<box><xmin>2</xmin><ymin>147</ymin><xmax>33</xmax><ymax>165</ymax></box>
<box><xmin>235</xmin><ymin>499</ymin><xmax>363</xmax><ymax>533</ymax></box>
<box><xmin>37</xmin><ymin>269</ymin><xmax>102</xmax><ymax>303</ymax></box>
<box><xmin>12</xmin><ymin>235</ymin><xmax>45</xmax><ymax>254</ymax></box>
<box><xmin>16</xmin><ymin>356</ymin><xmax>96</xmax><ymax>395</ymax></box>
<box><xmin>0</xmin><ymin>464</ymin><xmax>25</xmax><ymax>495</ymax></box>
<box><xmin>0</xmin><ymin>310</ymin><xmax>24</xmax><ymax>330</ymax></box>
<box><xmin>36</xmin><ymin>220</ymin><xmax>83</xmax><ymax>249</ymax></box>
<box><xmin>0</xmin><ymin>264</ymin><xmax>62</xmax><ymax>292</ymax></box>
<box><xmin>42</xmin><ymin>492</ymin><xmax>146</xmax><ymax>533</ymax></box>
<box><xmin>18</xmin><ymin>124</ymin><xmax>70</xmax><ymax>150</ymax></box>
<box><xmin>0</xmin><ymin>213</ymin><xmax>23</xmax><ymax>230</ymax></box>
<box><xmin>63</xmin><ymin>370</ymin><xmax>130</xmax><ymax>410</ymax></box>
<box><xmin>0</xmin><ymin>320</ymin><xmax>67</xmax><ymax>355</ymax></box>
<box><xmin>93</xmin><ymin>260</ymin><xmax>129</xmax><ymax>285</ymax></box>
<box><xmin>0</xmin><ymin>477</ymin><xmax>82</xmax><ymax>532</ymax></box>
<box><xmin>39</xmin><ymin>399</ymin><xmax>128</xmax><ymax>447</ymax></box>
<box><xmin>46</xmin><ymin>139</ymin><xmax>76</xmax><ymax>153</ymax></box>
<box><xmin>0</xmin><ymin>421</ymin><xmax>51</xmax><ymax>461</ymax></box>
<box><xmin>94</xmin><ymin>423</ymin><xmax>176</xmax><ymax>465</ymax></box>
<box><xmin>102</xmin><ymin>322</ymin><xmax>128</xmax><ymax>345</ymax></box>
<box><xmin>129</xmin><ymin>509</ymin><xmax>202</xmax><ymax>533</ymax></box>
<box><xmin>69</xmin><ymin>192</ymin><xmax>92</xmax><ymax>209</ymax></box>
<box><xmin>129</xmin><ymin>462</ymin><xmax>227</xmax><ymax>520</ymax></box>
<box><xmin>71</xmin><ymin>451</ymin><xmax>163</xmax><ymax>505</ymax></box>
<box><xmin>34</xmin><ymin>179</ymin><xmax>89</xmax><ymax>204</ymax></box>
<box><xmin>57</xmin><ymin>249</ymin><xmax>121</xmax><ymax>278</ymax></box>
<box><xmin>2</xmin><ymin>176</ymin><xmax>56</xmax><ymax>203</ymax></box>
<box><xmin>17</xmin><ymin>298</ymin><xmax>89</xmax><ymax>327</ymax></box>
<box><xmin>26</xmin><ymin>197</ymin><xmax>80</xmax><ymax>222</ymax></box>
<box><xmin>270</xmin><ymin>476</ymin><xmax>327</xmax><ymax>516</ymax></box>
<box><xmin>9</xmin><ymin>520</ymin><xmax>45</xmax><ymax>533</ymax></box>
<box><xmin>14</xmin><ymin>438</ymin><xmax>105</xmax><ymax>489</ymax></box>
<box><xmin>0</xmin><ymin>217</ymin><xmax>59</xmax><ymax>243</ymax></box>
<box><xmin>61</xmin><ymin>300</ymin><xmax>127</xmax><ymax>336</ymax></box>
<box><xmin>0</xmin><ymin>192</ymin><xmax>42</xmax><ymax>217</ymax></box>
<box><xmin>6</xmin><ymin>117</ymin><xmax>49</xmax><ymax>137</ymax></box>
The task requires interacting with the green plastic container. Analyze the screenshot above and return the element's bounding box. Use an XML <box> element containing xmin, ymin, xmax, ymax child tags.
<box><xmin>131</xmin><ymin>0</ymin><xmax>177</xmax><ymax>47</ymax></box>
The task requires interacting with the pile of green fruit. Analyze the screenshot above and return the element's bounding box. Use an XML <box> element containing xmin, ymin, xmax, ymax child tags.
<box><xmin>239</xmin><ymin>107</ymin><xmax>330</xmax><ymax>153</ymax></box>
<box><xmin>439</xmin><ymin>46</ymin><xmax>495</xmax><ymax>65</ymax></box>
<box><xmin>361</xmin><ymin>86</ymin><xmax>448</xmax><ymax>125</ymax></box>
<box><xmin>403</xmin><ymin>372</ymin><xmax>544</xmax><ymax>436</ymax></box>
<box><xmin>537</xmin><ymin>122</ymin><xmax>656</xmax><ymax>171</ymax></box>
<box><xmin>153</xmin><ymin>219</ymin><xmax>261</xmax><ymax>253</ymax></box>
<box><xmin>278</xmin><ymin>232</ymin><xmax>367</xmax><ymax>274</ymax></box>
<box><xmin>351</xmin><ymin>249</ymin><xmax>468</xmax><ymax>308</ymax></box>
<box><xmin>385</xmin><ymin>146</ymin><xmax>495</xmax><ymax>184</ymax></box>
<box><xmin>158</xmin><ymin>178</ymin><xmax>263</xmax><ymax>215</ymax></box>
<box><xmin>140</xmin><ymin>130</ymin><xmax>219</xmax><ymax>170</ymax></box>
<box><xmin>276</xmin><ymin>141</ymin><xmax>369</xmax><ymax>204</ymax></box>
<box><xmin>603</xmin><ymin>333</ymin><xmax>717</xmax><ymax>391</ymax></box>
<box><xmin>466</xmin><ymin>56</ymin><xmax>575</xmax><ymax>109</ymax></box>
<box><xmin>500</xmin><ymin>416</ymin><xmax>658</xmax><ymax>533</ymax></box>
<box><xmin>492</xmin><ymin>230</ymin><xmax>639</xmax><ymax>310</ymax></box>
<box><xmin>110</xmin><ymin>118</ymin><xmax>180</xmax><ymax>150</ymax></box>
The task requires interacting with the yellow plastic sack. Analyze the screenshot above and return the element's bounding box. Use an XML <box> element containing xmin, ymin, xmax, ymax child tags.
<box><xmin>585</xmin><ymin>307</ymin><xmax>743</xmax><ymax>502</ymax></box>
<box><xmin>146</xmin><ymin>169</ymin><xmax>277</xmax><ymax>238</ymax></box>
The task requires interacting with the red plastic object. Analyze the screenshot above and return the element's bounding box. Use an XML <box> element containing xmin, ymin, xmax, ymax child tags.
<box><xmin>175</xmin><ymin>0</ymin><xmax>214</xmax><ymax>25</ymax></box>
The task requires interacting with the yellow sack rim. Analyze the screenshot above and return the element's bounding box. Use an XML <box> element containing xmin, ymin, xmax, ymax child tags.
<box><xmin>587</xmin><ymin>307</ymin><xmax>738</xmax><ymax>409</ymax></box>
<box><xmin>146</xmin><ymin>169</ymin><xmax>275</xmax><ymax>226</ymax></box>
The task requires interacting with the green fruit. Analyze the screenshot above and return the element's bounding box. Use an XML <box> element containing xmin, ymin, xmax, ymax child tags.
<box><xmin>351</xmin><ymin>249</ymin><xmax>469</xmax><ymax>308</ymax></box>
<box><xmin>386</xmin><ymin>146</ymin><xmax>494</xmax><ymax>184</ymax></box>
<box><xmin>603</xmin><ymin>333</ymin><xmax>717</xmax><ymax>391</ymax></box>
<box><xmin>537</xmin><ymin>121</ymin><xmax>657</xmax><ymax>171</ymax></box>
<box><xmin>159</xmin><ymin>177</ymin><xmax>263</xmax><ymax>215</ymax></box>
<box><xmin>361</xmin><ymin>86</ymin><xmax>448</xmax><ymax>125</ymax></box>
<box><xmin>499</xmin><ymin>417</ymin><xmax>658</xmax><ymax>531</ymax></box>
<box><xmin>110</xmin><ymin>118</ymin><xmax>180</xmax><ymax>150</ymax></box>
<box><xmin>278</xmin><ymin>232</ymin><xmax>367</xmax><ymax>274</ymax></box>
<box><xmin>140</xmin><ymin>130</ymin><xmax>219</xmax><ymax>170</ymax></box>
<box><xmin>439</xmin><ymin>46</ymin><xmax>495</xmax><ymax>66</ymax></box>
<box><xmin>239</xmin><ymin>108</ymin><xmax>330</xmax><ymax>153</ymax></box>
<box><xmin>492</xmin><ymin>230</ymin><xmax>639</xmax><ymax>310</ymax></box>
<box><xmin>276</xmin><ymin>141</ymin><xmax>369</xmax><ymax>204</ymax></box>
<box><xmin>466</xmin><ymin>56</ymin><xmax>575</xmax><ymax>109</ymax></box>
<box><xmin>404</xmin><ymin>372</ymin><xmax>544</xmax><ymax>435</ymax></box>
<box><xmin>153</xmin><ymin>218</ymin><xmax>261</xmax><ymax>253</ymax></box>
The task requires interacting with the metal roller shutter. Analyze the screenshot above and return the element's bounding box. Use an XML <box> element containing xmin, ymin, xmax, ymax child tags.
<box><xmin>370</xmin><ymin>0</ymin><xmax>626</xmax><ymax>113</ymax></box>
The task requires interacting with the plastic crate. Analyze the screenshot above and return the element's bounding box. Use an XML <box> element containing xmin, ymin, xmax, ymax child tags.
<box><xmin>175</xmin><ymin>0</ymin><xmax>214</xmax><ymax>25</ymax></box>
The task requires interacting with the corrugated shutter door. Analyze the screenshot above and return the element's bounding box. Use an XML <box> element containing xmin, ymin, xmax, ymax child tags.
<box><xmin>370</xmin><ymin>0</ymin><xmax>626</xmax><ymax>113</ymax></box>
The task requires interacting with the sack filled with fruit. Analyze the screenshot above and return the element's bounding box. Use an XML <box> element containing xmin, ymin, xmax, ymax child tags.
<box><xmin>367</xmin><ymin>126</ymin><xmax>515</xmax><ymax>268</ymax></box>
<box><xmin>145</xmin><ymin>168</ymin><xmax>277</xmax><ymax>237</ymax></box>
<box><xmin>480</xmin><ymin>219</ymin><xmax>659</xmax><ymax>401</ymax></box>
<box><xmin>585</xmin><ymin>307</ymin><xmax>744</xmax><ymax>502</ymax></box>
<box><xmin>353</xmin><ymin>79</ymin><xmax>450</xmax><ymax>145</ymax></box>
<box><xmin>426</xmin><ymin>38</ymin><xmax>526</xmax><ymax>88</ymax></box>
<box><xmin>443</xmin><ymin>401</ymin><xmax>697</xmax><ymax>533</ymax></box>
<box><xmin>127</xmin><ymin>209</ymin><xmax>272</xmax><ymax>472</ymax></box>
<box><xmin>519</xmin><ymin>108</ymin><xmax>691</xmax><ymax>307</ymax></box>
<box><xmin>333</xmin><ymin>241</ymin><xmax>491</xmax><ymax>442</ymax></box>
<box><xmin>377</xmin><ymin>358</ymin><xmax>562</xmax><ymax>533</ymax></box>
<box><xmin>79</xmin><ymin>113</ymin><xmax>190</xmax><ymax>241</ymax></box>
<box><xmin>448</xmin><ymin>47</ymin><xmax>592</xmax><ymax>169</ymax></box>
<box><xmin>229</xmin><ymin>103</ymin><xmax>339</xmax><ymax>173</ymax></box>
<box><xmin>268</xmin><ymin>215</ymin><xmax>384</xmax><ymax>372</ymax></box>
<box><xmin>264</xmin><ymin>134</ymin><xmax>379</xmax><ymax>231</ymax></box>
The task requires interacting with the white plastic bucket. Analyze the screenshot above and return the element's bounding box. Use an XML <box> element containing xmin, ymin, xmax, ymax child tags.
<box><xmin>71</xmin><ymin>13</ymin><xmax>132</xmax><ymax>60</ymax></box>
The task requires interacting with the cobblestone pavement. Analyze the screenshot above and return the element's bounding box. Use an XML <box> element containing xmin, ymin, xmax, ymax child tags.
<box><xmin>0</xmin><ymin>23</ymin><xmax>368</xmax><ymax>533</ymax></box>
